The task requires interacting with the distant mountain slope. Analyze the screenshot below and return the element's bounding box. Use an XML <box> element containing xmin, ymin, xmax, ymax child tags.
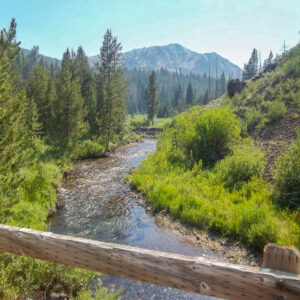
<box><xmin>89</xmin><ymin>43</ymin><xmax>241</xmax><ymax>77</ymax></box>
<box><xmin>124</xmin><ymin>44</ymin><xmax>241</xmax><ymax>76</ymax></box>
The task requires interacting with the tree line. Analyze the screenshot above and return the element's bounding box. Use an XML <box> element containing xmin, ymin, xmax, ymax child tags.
<box><xmin>241</xmin><ymin>45</ymin><xmax>287</xmax><ymax>81</ymax></box>
<box><xmin>127</xmin><ymin>67</ymin><xmax>229</xmax><ymax>117</ymax></box>
<box><xmin>12</xmin><ymin>27</ymin><xmax>127</xmax><ymax>156</ymax></box>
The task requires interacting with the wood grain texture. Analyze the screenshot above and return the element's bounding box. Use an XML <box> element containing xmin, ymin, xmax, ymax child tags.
<box><xmin>0</xmin><ymin>224</ymin><xmax>299</xmax><ymax>300</ymax></box>
<box><xmin>263</xmin><ymin>243</ymin><xmax>300</xmax><ymax>274</ymax></box>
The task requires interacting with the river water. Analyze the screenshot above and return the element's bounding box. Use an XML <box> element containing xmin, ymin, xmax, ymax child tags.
<box><xmin>49</xmin><ymin>139</ymin><xmax>221</xmax><ymax>300</ymax></box>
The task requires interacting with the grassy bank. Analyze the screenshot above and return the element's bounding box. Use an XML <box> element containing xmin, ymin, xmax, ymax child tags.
<box><xmin>129</xmin><ymin>106</ymin><xmax>300</xmax><ymax>251</ymax></box>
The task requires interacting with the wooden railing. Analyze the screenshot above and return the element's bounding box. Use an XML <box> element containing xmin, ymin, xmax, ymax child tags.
<box><xmin>0</xmin><ymin>224</ymin><xmax>299</xmax><ymax>300</ymax></box>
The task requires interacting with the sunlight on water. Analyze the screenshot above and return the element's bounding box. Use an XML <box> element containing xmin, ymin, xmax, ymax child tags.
<box><xmin>50</xmin><ymin>139</ymin><xmax>221</xmax><ymax>300</ymax></box>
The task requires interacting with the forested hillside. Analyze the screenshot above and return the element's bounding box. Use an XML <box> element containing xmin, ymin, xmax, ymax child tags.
<box><xmin>130</xmin><ymin>43</ymin><xmax>300</xmax><ymax>251</ymax></box>
<box><xmin>19</xmin><ymin>47</ymin><xmax>60</xmax><ymax>79</ymax></box>
<box><xmin>126</xmin><ymin>67</ymin><xmax>228</xmax><ymax>115</ymax></box>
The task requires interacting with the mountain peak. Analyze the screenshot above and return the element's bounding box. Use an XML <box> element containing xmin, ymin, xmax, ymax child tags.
<box><xmin>124</xmin><ymin>44</ymin><xmax>241</xmax><ymax>76</ymax></box>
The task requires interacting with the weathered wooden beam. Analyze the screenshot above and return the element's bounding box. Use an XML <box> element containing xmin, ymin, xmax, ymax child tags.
<box><xmin>0</xmin><ymin>224</ymin><xmax>299</xmax><ymax>300</ymax></box>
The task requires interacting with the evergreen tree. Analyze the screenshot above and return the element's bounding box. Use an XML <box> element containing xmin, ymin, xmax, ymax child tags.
<box><xmin>74</xmin><ymin>46</ymin><xmax>98</xmax><ymax>137</ymax></box>
<box><xmin>50</xmin><ymin>62</ymin><xmax>55</xmax><ymax>78</ymax></box>
<box><xmin>0</xmin><ymin>61</ymin><xmax>25</xmax><ymax>193</ymax></box>
<box><xmin>203</xmin><ymin>89</ymin><xmax>210</xmax><ymax>105</ymax></box>
<box><xmin>61</xmin><ymin>48</ymin><xmax>71</xmax><ymax>70</ymax></box>
<box><xmin>159</xmin><ymin>85</ymin><xmax>169</xmax><ymax>105</ymax></box>
<box><xmin>242</xmin><ymin>48</ymin><xmax>258</xmax><ymax>80</ymax></box>
<box><xmin>0</xmin><ymin>19</ymin><xmax>41</xmax><ymax>195</ymax></box>
<box><xmin>52</xmin><ymin>69</ymin><xmax>86</xmax><ymax>155</ymax></box>
<box><xmin>126</xmin><ymin>68</ymin><xmax>231</xmax><ymax>116</ymax></box>
<box><xmin>145</xmin><ymin>71</ymin><xmax>159</xmax><ymax>124</ymax></box>
<box><xmin>0</xmin><ymin>18</ymin><xmax>20</xmax><ymax>62</ymax></box>
<box><xmin>263</xmin><ymin>51</ymin><xmax>274</xmax><ymax>71</ymax></box>
<box><xmin>219</xmin><ymin>72</ymin><xmax>227</xmax><ymax>95</ymax></box>
<box><xmin>137</xmin><ymin>81</ymin><xmax>147</xmax><ymax>113</ymax></box>
<box><xmin>23</xmin><ymin>46</ymin><xmax>39</xmax><ymax>79</ymax></box>
<box><xmin>186</xmin><ymin>82</ymin><xmax>194</xmax><ymax>106</ymax></box>
<box><xmin>166</xmin><ymin>98</ymin><xmax>173</xmax><ymax>117</ymax></box>
<box><xmin>26</xmin><ymin>65</ymin><xmax>55</xmax><ymax>137</ymax></box>
<box><xmin>95</xmin><ymin>29</ymin><xmax>127</xmax><ymax>153</ymax></box>
<box><xmin>173</xmin><ymin>83</ymin><xmax>184</xmax><ymax>112</ymax></box>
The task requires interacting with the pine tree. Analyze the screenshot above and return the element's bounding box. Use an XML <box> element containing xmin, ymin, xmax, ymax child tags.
<box><xmin>203</xmin><ymin>89</ymin><xmax>210</xmax><ymax>105</ymax></box>
<box><xmin>145</xmin><ymin>71</ymin><xmax>159</xmax><ymax>124</ymax></box>
<box><xmin>23</xmin><ymin>46</ymin><xmax>39</xmax><ymax>79</ymax></box>
<box><xmin>26</xmin><ymin>65</ymin><xmax>55</xmax><ymax>137</ymax></box>
<box><xmin>0</xmin><ymin>19</ymin><xmax>41</xmax><ymax>195</ymax></box>
<box><xmin>173</xmin><ymin>83</ymin><xmax>184</xmax><ymax>112</ymax></box>
<box><xmin>73</xmin><ymin>46</ymin><xmax>98</xmax><ymax>137</ymax></box>
<box><xmin>0</xmin><ymin>18</ymin><xmax>20</xmax><ymax>62</ymax></box>
<box><xmin>61</xmin><ymin>48</ymin><xmax>71</xmax><ymax>70</ymax></box>
<box><xmin>242</xmin><ymin>48</ymin><xmax>258</xmax><ymax>80</ymax></box>
<box><xmin>0</xmin><ymin>61</ymin><xmax>25</xmax><ymax>193</ymax></box>
<box><xmin>186</xmin><ymin>82</ymin><xmax>194</xmax><ymax>106</ymax></box>
<box><xmin>95</xmin><ymin>29</ymin><xmax>127</xmax><ymax>153</ymax></box>
<box><xmin>219</xmin><ymin>72</ymin><xmax>226</xmax><ymax>95</ymax></box>
<box><xmin>263</xmin><ymin>51</ymin><xmax>274</xmax><ymax>71</ymax></box>
<box><xmin>52</xmin><ymin>69</ymin><xmax>86</xmax><ymax>155</ymax></box>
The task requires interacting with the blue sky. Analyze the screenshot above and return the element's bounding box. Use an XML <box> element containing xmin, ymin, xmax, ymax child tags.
<box><xmin>1</xmin><ymin>0</ymin><xmax>300</xmax><ymax>67</ymax></box>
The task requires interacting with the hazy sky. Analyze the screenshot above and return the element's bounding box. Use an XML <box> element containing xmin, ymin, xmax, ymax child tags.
<box><xmin>1</xmin><ymin>0</ymin><xmax>300</xmax><ymax>67</ymax></box>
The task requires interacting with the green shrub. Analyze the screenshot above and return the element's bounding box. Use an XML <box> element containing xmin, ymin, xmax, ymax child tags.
<box><xmin>130</xmin><ymin>148</ymin><xmax>299</xmax><ymax>250</ymax></box>
<box><xmin>291</xmin><ymin>89</ymin><xmax>300</xmax><ymax>109</ymax></box>
<box><xmin>130</xmin><ymin>117</ymin><xmax>150</xmax><ymax>128</ymax></box>
<box><xmin>216</xmin><ymin>142</ymin><xmax>266</xmax><ymax>190</ymax></box>
<box><xmin>232</xmin><ymin>194</ymin><xmax>279</xmax><ymax>250</ymax></box>
<box><xmin>190</xmin><ymin>107</ymin><xmax>241</xmax><ymax>166</ymax></box>
<box><xmin>159</xmin><ymin>106</ymin><xmax>241</xmax><ymax>167</ymax></box>
<box><xmin>76</xmin><ymin>140</ymin><xmax>105</xmax><ymax>159</ymax></box>
<box><xmin>256</xmin><ymin>116</ymin><xmax>270</xmax><ymax>130</ymax></box>
<box><xmin>274</xmin><ymin>129</ymin><xmax>300</xmax><ymax>209</ymax></box>
<box><xmin>161</xmin><ymin>106</ymin><xmax>202</xmax><ymax>166</ymax></box>
<box><xmin>243</xmin><ymin>106</ymin><xmax>262</xmax><ymax>132</ymax></box>
<box><xmin>265</xmin><ymin>99</ymin><xmax>286</xmax><ymax>122</ymax></box>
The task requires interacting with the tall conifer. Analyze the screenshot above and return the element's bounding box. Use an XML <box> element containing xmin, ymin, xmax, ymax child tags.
<box><xmin>52</xmin><ymin>68</ymin><xmax>86</xmax><ymax>155</ymax></box>
<box><xmin>186</xmin><ymin>82</ymin><xmax>194</xmax><ymax>106</ymax></box>
<box><xmin>95</xmin><ymin>29</ymin><xmax>127</xmax><ymax>153</ymax></box>
<box><xmin>145</xmin><ymin>71</ymin><xmax>160</xmax><ymax>124</ymax></box>
<box><xmin>242</xmin><ymin>48</ymin><xmax>258</xmax><ymax>80</ymax></box>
